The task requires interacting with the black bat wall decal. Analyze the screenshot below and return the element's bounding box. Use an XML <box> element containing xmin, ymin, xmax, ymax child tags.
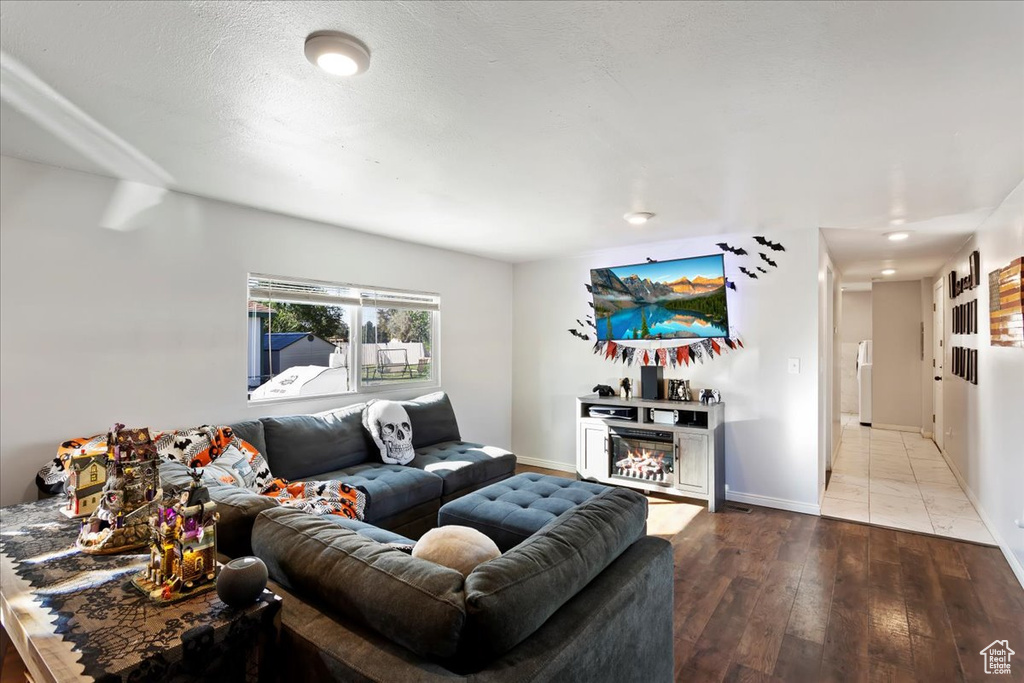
<box><xmin>756</xmin><ymin>266</ymin><xmax>767</xmax><ymax>274</ymax></box>
<box><xmin>753</xmin><ymin>236</ymin><xmax>785</xmax><ymax>252</ymax></box>
<box><xmin>584</xmin><ymin>284</ymin><xmax>593</xmax><ymax>293</ymax></box>
<box><xmin>646</xmin><ymin>257</ymin><xmax>658</xmax><ymax>263</ymax></box>
<box><xmin>568</xmin><ymin>329</ymin><xmax>590</xmax><ymax>340</ymax></box>
<box><xmin>739</xmin><ymin>266</ymin><xmax>758</xmax><ymax>279</ymax></box>
<box><xmin>716</xmin><ymin>242</ymin><xmax>749</xmax><ymax>256</ymax></box>
<box><xmin>759</xmin><ymin>253</ymin><xmax>778</xmax><ymax>267</ymax></box>
<box><xmin>726</xmin><ymin>280</ymin><xmax>737</xmax><ymax>291</ymax></box>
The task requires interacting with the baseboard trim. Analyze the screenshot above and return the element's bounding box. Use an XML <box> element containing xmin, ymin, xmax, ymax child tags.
<box><xmin>920</xmin><ymin>429</ymin><xmax>933</xmax><ymax>439</ymax></box>
<box><xmin>516</xmin><ymin>455</ymin><xmax>576</xmax><ymax>474</ymax></box>
<box><xmin>937</xmin><ymin>448</ymin><xmax>1024</xmax><ymax>590</ymax></box>
<box><xmin>873</xmin><ymin>423</ymin><xmax>920</xmax><ymax>433</ymax></box>
<box><xmin>725</xmin><ymin>489</ymin><xmax>821</xmax><ymax>516</ymax></box>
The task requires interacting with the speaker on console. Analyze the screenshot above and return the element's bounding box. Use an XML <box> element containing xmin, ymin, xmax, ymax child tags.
<box><xmin>640</xmin><ymin>366</ymin><xmax>664</xmax><ymax>400</ymax></box>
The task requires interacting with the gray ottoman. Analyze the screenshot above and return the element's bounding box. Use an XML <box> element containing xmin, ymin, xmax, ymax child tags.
<box><xmin>437</xmin><ymin>473</ymin><xmax>611</xmax><ymax>551</ymax></box>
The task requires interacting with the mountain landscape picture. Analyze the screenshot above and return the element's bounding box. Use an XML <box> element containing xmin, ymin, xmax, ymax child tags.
<box><xmin>590</xmin><ymin>254</ymin><xmax>729</xmax><ymax>340</ymax></box>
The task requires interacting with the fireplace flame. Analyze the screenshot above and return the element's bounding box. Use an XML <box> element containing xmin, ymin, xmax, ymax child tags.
<box><xmin>614</xmin><ymin>447</ymin><xmax>669</xmax><ymax>481</ymax></box>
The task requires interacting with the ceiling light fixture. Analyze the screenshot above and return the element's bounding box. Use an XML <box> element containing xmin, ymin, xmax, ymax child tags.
<box><xmin>305</xmin><ymin>31</ymin><xmax>370</xmax><ymax>76</ymax></box>
<box><xmin>890</xmin><ymin>218</ymin><xmax>906</xmax><ymax>226</ymax></box>
<box><xmin>624</xmin><ymin>212</ymin><xmax>654</xmax><ymax>225</ymax></box>
<box><xmin>881</xmin><ymin>268</ymin><xmax>896</xmax><ymax>276</ymax></box>
<box><xmin>886</xmin><ymin>231</ymin><xmax>910</xmax><ymax>241</ymax></box>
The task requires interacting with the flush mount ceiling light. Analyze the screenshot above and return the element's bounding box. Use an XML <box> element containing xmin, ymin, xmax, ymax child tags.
<box><xmin>890</xmin><ymin>218</ymin><xmax>906</xmax><ymax>226</ymax></box>
<box><xmin>624</xmin><ymin>212</ymin><xmax>655</xmax><ymax>225</ymax></box>
<box><xmin>886</xmin><ymin>231</ymin><xmax>911</xmax><ymax>241</ymax></box>
<box><xmin>304</xmin><ymin>31</ymin><xmax>370</xmax><ymax>76</ymax></box>
<box><xmin>881</xmin><ymin>268</ymin><xmax>897</xmax><ymax>276</ymax></box>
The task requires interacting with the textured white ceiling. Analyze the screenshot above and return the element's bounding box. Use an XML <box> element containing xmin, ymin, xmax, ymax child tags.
<box><xmin>1</xmin><ymin>1</ymin><xmax>1022</xmax><ymax>262</ymax></box>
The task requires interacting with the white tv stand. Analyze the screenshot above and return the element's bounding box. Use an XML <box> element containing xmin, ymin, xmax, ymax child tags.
<box><xmin>576</xmin><ymin>394</ymin><xmax>725</xmax><ymax>512</ymax></box>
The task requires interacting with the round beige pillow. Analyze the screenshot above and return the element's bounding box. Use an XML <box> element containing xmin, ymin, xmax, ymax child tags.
<box><xmin>412</xmin><ymin>526</ymin><xmax>501</xmax><ymax>577</ymax></box>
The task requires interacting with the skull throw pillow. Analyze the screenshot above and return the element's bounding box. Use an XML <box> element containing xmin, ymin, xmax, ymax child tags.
<box><xmin>363</xmin><ymin>400</ymin><xmax>416</xmax><ymax>465</ymax></box>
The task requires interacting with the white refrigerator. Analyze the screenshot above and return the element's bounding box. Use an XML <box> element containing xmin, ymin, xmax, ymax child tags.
<box><xmin>857</xmin><ymin>340</ymin><xmax>872</xmax><ymax>426</ymax></box>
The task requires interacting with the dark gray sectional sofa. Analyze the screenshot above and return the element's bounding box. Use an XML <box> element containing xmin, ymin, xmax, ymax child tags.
<box><xmin>158</xmin><ymin>391</ymin><xmax>674</xmax><ymax>681</ymax></box>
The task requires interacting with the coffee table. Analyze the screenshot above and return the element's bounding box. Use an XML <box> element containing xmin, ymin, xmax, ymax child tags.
<box><xmin>0</xmin><ymin>497</ymin><xmax>280</xmax><ymax>682</ymax></box>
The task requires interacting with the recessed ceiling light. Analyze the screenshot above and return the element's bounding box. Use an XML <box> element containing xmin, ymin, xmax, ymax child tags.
<box><xmin>890</xmin><ymin>218</ymin><xmax>906</xmax><ymax>226</ymax></box>
<box><xmin>886</xmin><ymin>232</ymin><xmax>910</xmax><ymax>241</ymax></box>
<box><xmin>881</xmin><ymin>268</ymin><xmax>896</xmax><ymax>276</ymax></box>
<box><xmin>305</xmin><ymin>31</ymin><xmax>370</xmax><ymax>76</ymax></box>
<box><xmin>624</xmin><ymin>212</ymin><xmax>654</xmax><ymax>225</ymax></box>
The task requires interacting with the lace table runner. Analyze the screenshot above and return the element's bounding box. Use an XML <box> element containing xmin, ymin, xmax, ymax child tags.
<box><xmin>0</xmin><ymin>497</ymin><xmax>279</xmax><ymax>682</ymax></box>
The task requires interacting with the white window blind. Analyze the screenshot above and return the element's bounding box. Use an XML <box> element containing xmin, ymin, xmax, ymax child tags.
<box><xmin>248</xmin><ymin>274</ymin><xmax>440</xmax><ymax>311</ymax></box>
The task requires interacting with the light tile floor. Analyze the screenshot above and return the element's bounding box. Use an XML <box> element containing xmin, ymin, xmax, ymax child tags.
<box><xmin>822</xmin><ymin>413</ymin><xmax>995</xmax><ymax>545</ymax></box>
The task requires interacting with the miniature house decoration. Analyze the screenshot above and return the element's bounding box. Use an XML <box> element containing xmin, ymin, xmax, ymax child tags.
<box><xmin>133</xmin><ymin>471</ymin><xmax>220</xmax><ymax>602</ymax></box>
<box><xmin>77</xmin><ymin>424</ymin><xmax>160</xmax><ymax>555</ymax></box>
<box><xmin>61</xmin><ymin>448</ymin><xmax>108</xmax><ymax>519</ymax></box>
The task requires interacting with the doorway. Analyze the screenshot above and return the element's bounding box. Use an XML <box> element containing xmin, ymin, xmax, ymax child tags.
<box><xmin>932</xmin><ymin>280</ymin><xmax>945</xmax><ymax>452</ymax></box>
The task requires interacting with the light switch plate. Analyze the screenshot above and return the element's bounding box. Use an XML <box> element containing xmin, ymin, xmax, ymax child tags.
<box><xmin>788</xmin><ymin>358</ymin><xmax>800</xmax><ymax>374</ymax></box>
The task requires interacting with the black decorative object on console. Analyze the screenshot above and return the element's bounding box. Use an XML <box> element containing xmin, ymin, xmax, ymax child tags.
<box><xmin>640</xmin><ymin>366</ymin><xmax>663</xmax><ymax>400</ymax></box>
<box><xmin>593</xmin><ymin>384</ymin><xmax>616</xmax><ymax>397</ymax></box>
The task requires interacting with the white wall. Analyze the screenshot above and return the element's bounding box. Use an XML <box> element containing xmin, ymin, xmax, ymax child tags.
<box><xmin>936</xmin><ymin>180</ymin><xmax>1024</xmax><ymax>585</ymax></box>
<box><xmin>817</xmin><ymin>238</ymin><xmax>841</xmax><ymax>485</ymax></box>
<box><xmin>0</xmin><ymin>157</ymin><xmax>514</xmax><ymax>505</ymax></box>
<box><xmin>840</xmin><ymin>292</ymin><xmax>872</xmax><ymax>343</ymax></box>
<box><xmin>839</xmin><ymin>291</ymin><xmax>871</xmax><ymax>414</ymax></box>
<box><xmin>871</xmin><ymin>280</ymin><xmax>923</xmax><ymax>429</ymax></box>
<box><xmin>512</xmin><ymin>228</ymin><xmax>822</xmax><ymax>513</ymax></box>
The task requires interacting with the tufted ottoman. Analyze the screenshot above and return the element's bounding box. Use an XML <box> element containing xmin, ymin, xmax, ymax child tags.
<box><xmin>437</xmin><ymin>473</ymin><xmax>612</xmax><ymax>551</ymax></box>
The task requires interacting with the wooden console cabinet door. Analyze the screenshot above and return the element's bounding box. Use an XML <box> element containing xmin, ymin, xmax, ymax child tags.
<box><xmin>580</xmin><ymin>423</ymin><xmax>608</xmax><ymax>478</ymax></box>
<box><xmin>675</xmin><ymin>432</ymin><xmax>709</xmax><ymax>494</ymax></box>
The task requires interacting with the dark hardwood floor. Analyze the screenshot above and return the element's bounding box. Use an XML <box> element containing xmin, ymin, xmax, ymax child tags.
<box><xmin>519</xmin><ymin>465</ymin><xmax>1024</xmax><ymax>683</ymax></box>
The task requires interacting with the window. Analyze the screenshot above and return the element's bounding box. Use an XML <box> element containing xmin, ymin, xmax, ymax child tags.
<box><xmin>247</xmin><ymin>274</ymin><xmax>439</xmax><ymax>402</ymax></box>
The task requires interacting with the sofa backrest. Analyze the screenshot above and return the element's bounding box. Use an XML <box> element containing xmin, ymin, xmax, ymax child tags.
<box><xmin>462</xmin><ymin>487</ymin><xmax>648</xmax><ymax>658</ymax></box>
<box><xmin>398</xmin><ymin>391</ymin><xmax>462</xmax><ymax>449</ymax></box>
<box><xmin>259</xmin><ymin>403</ymin><xmax>374</xmax><ymax>480</ymax></box>
<box><xmin>255</xmin><ymin>392</ymin><xmax>461</xmax><ymax>480</ymax></box>
<box><xmin>226</xmin><ymin>419</ymin><xmax>267</xmax><ymax>458</ymax></box>
<box><xmin>252</xmin><ymin>506</ymin><xmax>467</xmax><ymax>659</ymax></box>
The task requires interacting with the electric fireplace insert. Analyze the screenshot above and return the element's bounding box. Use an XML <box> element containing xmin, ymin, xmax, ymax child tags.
<box><xmin>609</xmin><ymin>427</ymin><xmax>674</xmax><ymax>485</ymax></box>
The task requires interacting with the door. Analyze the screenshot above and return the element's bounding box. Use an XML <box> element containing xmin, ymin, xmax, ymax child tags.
<box><xmin>675</xmin><ymin>432</ymin><xmax>709</xmax><ymax>493</ymax></box>
<box><xmin>579</xmin><ymin>423</ymin><xmax>607</xmax><ymax>478</ymax></box>
<box><xmin>932</xmin><ymin>280</ymin><xmax>945</xmax><ymax>451</ymax></box>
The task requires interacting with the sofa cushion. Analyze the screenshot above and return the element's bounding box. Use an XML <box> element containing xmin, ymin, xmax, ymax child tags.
<box><xmin>252</xmin><ymin>507</ymin><xmax>466</xmax><ymax>658</ymax></box>
<box><xmin>260</xmin><ymin>403</ymin><xmax>372</xmax><ymax>480</ymax></box>
<box><xmin>400</xmin><ymin>392</ymin><xmax>461</xmax><ymax>449</ymax></box>
<box><xmin>321</xmin><ymin>516</ymin><xmax>416</xmax><ymax>546</ymax></box>
<box><xmin>462</xmin><ymin>487</ymin><xmax>648</xmax><ymax>657</ymax></box>
<box><xmin>226</xmin><ymin>419</ymin><xmax>267</xmax><ymax>459</ymax></box>
<box><xmin>304</xmin><ymin>464</ymin><xmax>443</xmax><ymax>524</ymax></box>
<box><xmin>208</xmin><ymin>485</ymin><xmax>280</xmax><ymax>558</ymax></box>
<box><xmin>410</xmin><ymin>441</ymin><xmax>516</xmax><ymax>496</ymax></box>
<box><xmin>438</xmin><ymin>473</ymin><xmax>609</xmax><ymax>551</ymax></box>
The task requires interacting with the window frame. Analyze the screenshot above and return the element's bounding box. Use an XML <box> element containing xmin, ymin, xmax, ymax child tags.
<box><xmin>246</xmin><ymin>273</ymin><xmax>440</xmax><ymax>405</ymax></box>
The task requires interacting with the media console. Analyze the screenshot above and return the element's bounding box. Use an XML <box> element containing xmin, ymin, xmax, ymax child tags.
<box><xmin>576</xmin><ymin>394</ymin><xmax>725</xmax><ymax>512</ymax></box>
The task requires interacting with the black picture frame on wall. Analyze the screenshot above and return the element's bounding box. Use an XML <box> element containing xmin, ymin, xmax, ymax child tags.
<box><xmin>970</xmin><ymin>250</ymin><xmax>981</xmax><ymax>287</ymax></box>
<box><xmin>948</xmin><ymin>270</ymin><xmax>956</xmax><ymax>299</ymax></box>
<box><xmin>971</xmin><ymin>349</ymin><xmax>978</xmax><ymax>385</ymax></box>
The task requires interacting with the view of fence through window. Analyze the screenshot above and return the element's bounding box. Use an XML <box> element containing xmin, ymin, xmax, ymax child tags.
<box><xmin>246</xmin><ymin>275</ymin><xmax>438</xmax><ymax>401</ymax></box>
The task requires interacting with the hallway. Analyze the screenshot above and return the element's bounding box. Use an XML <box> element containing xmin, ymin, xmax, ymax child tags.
<box><xmin>822</xmin><ymin>415</ymin><xmax>995</xmax><ymax>545</ymax></box>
